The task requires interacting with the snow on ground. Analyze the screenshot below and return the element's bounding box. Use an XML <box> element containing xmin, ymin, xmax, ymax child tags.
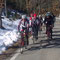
<box><xmin>0</xmin><ymin>17</ymin><xmax>21</xmax><ymax>54</ymax></box>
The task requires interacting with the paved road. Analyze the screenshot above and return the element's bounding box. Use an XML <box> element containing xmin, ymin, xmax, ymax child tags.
<box><xmin>8</xmin><ymin>18</ymin><xmax>60</xmax><ymax>60</ymax></box>
<box><xmin>14</xmin><ymin>48</ymin><xmax>60</xmax><ymax>60</ymax></box>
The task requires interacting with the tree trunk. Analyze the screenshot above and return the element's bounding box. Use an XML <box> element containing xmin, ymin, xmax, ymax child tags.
<box><xmin>0</xmin><ymin>8</ymin><xmax>2</xmax><ymax>28</ymax></box>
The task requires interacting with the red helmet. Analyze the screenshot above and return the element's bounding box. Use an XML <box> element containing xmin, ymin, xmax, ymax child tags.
<box><xmin>34</xmin><ymin>13</ymin><xmax>37</xmax><ymax>17</ymax></box>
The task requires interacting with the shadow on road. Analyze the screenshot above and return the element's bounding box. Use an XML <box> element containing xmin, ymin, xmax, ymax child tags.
<box><xmin>53</xmin><ymin>31</ymin><xmax>60</xmax><ymax>33</ymax></box>
<box><xmin>27</xmin><ymin>37</ymin><xmax>60</xmax><ymax>52</ymax></box>
<box><xmin>41</xmin><ymin>38</ymin><xmax>60</xmax><ymax>48</ymax></box>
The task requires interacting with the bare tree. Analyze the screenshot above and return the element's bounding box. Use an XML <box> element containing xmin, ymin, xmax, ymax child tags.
<box><xmin>0</xmin><ymin>8</ymin><xmax>2</xmax><ymax>28</ymax></box>
<box><xmin>7</xmin><ymin>0</ymin><xmax>60</xmax><ymax>15</ymax></box>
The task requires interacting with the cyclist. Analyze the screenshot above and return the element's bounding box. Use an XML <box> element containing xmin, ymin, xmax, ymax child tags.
<box><xmin>44</xmin><ymin>12</ymin><xmax>54</xmax><ymax>39</ymax></box>
<box><xmin>31</xmin><ymin>13</ymin><xmax>40</xmax><ymax>40</ymax></box>
<box><xmin>18</xmin><ymin>15</ymin><xmax>29</xmax><ymax>53</ymax></box>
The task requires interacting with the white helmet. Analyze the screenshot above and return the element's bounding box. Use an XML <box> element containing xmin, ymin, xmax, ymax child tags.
<box><xmin>22</xmin><ymin>15</ymin><xmax>26</xmax><ymax>19</ymax></box>
<box><xmin>39</xmin><ymin>15</ymin><xmax>41</xmax><ymax>18</ymax></box>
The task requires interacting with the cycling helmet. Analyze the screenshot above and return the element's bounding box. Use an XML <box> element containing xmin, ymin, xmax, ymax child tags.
<box><xmin>22</xmin><ymin>15</ymin><xmax>26</xmax><ymax>19</ymax></box>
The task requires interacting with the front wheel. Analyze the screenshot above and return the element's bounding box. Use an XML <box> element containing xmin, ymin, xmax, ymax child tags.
<box><xmin>20</xmin><ymin>48</ymin><xmax>23</xmax><ymax>54</ymax></box>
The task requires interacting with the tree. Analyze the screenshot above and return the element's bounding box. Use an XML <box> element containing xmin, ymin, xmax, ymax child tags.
<box><xmin>6</xmin><ymin>0</ymin><xmax>60</xmax><ymax>15</ymax></box>
<box><xmin>0</xmin><ymin>8</ymin><xmax>2</xmax><ymax>28</ymax></box>
<box><xmin>0</xmin><ymin>0</ymin><xmax>5</xmax><ymax>28</ymax></box>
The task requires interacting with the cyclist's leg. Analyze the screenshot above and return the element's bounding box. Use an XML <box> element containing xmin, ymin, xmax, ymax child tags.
<box><xmin>40</xmin><ymin>23</ymin><xmax>43</xmax><ymax>31</ymax></box>
<box><xmin>32</xmin><ymin>26</ymin><xmax>34</xmax><ymax>38</ymax></box>
<box><xmin>24</xmin><ymin>30</ymin><xmax>29</xmax><ymax>49</ymax></box>
<box><xmin>33</xmin><ymin>27</ymin><xmax>36</xmax><ymax>38</ymax></box>
<box><xmin>32</xmin><ymin>27</ymin><xmax>36</xmax><ymax>43</ymax></box>
<box><xmin>20</xmin><ymin>33</ymin><xmax>24</xmax><ymax>54</ymax></box>
<box><xmin>26</xmin><ymin>34</ymin><xmax>29</xmax><ymax>45</ymax></box>
<box><xmin>36</xmin><ymin>28</ymin><xmax>39</xmax><ymax>39</ymax></box>
<box><xmin>20</xmin><ymin>42</ymin><xmax>23</xmax><ymax>54</ymax></box>
<box><xmin>50</xmin><ymin>28</ymin><xmax>53</xmax><ymax>39</ymax></box>
<box><xmin>47</xmin><ymin>27</ymin><xmax>50</xmax><ymax>39</ymax></box>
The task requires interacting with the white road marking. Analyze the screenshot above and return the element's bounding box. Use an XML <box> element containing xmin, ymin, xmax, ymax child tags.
<box><xmin>10</xmin><ymin>49</ymin><xmax>20</xmax><ymax>60</ymax></box>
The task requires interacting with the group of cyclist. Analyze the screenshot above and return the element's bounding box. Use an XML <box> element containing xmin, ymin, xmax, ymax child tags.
<box><xmin>18</xmin><ymin>12</ymin><xmax>55</xmax><ymax>54</ymax></box>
